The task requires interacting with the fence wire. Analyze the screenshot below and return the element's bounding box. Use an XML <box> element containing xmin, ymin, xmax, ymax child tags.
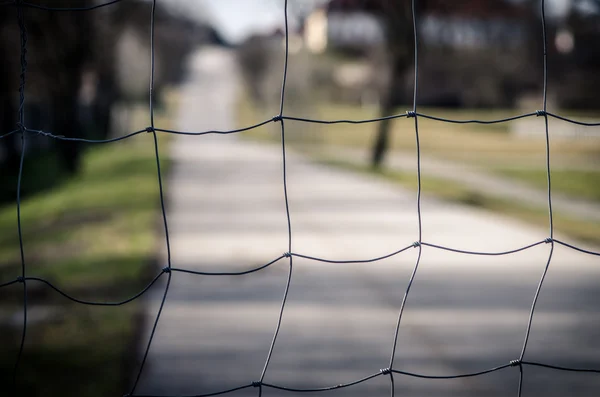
<box><xmin>1</xmin><ymin>0</ymin><xmax>600</xmax><ymax>396</ymax></box>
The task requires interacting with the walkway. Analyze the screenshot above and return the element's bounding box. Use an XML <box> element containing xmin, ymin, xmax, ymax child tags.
<box><xmin>134</xmin><ymin>48</ymin><xmax>600</xmax><ymax>397</ymax></box>
<box><xmin>321</xmin><ymin>147</ymin><xmax>600</xmax><ymax>222</ymax></box>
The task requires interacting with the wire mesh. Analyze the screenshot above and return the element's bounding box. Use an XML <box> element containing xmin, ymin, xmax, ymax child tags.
<box><xmin>1</xmin><ymin>0</ymin><xmax>599</xmax><ymax>396</ymax></box>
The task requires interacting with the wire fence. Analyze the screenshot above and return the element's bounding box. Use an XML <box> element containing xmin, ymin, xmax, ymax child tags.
<box><xmin>1</xmin><ymin>0</ymin><xmax>600</xmax><ymax>396</ymax></box>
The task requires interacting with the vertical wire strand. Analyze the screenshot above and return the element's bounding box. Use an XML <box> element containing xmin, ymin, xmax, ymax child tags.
<box><xmin>388</xmin><ymin>2</ymin><xmax>423</xmax><ymax>396</ymax></box>
<box><xmin>13</xmin><ymin>0</ymin><xmax>28</xmax><ymax>390</ymax></box>
<box><xmin>540</xmin><ymin>0</ymin><xmax>552</xmax><ymax>238</ymax></box>
<box><xmin>518</xmin><ymin>1</ymin><xmax>553</xmax><ymax>395</ymax></box>
<box><xmin>129</xmin><ymin>0</ymin><xmax>173</xmax><ymax>393</ymax></box>
<box><xmin>259</xmin><ymin>0</ymin><xmax>293</xmax><ymax>388</ymax></box>
<box><xmin>149</xmin><ymin>0</ymin><xmax>155</xmax><ymax>129</ymax></box>
<box><xmin>517</xmin><ymin>365</ymin><xmax>524</xmax><ymax>397</ymax></box>
<box><xmin>129</xmin><ymin>272</ymin><xmax>171</xmax><ymax>395</ymax></box>
<box><xmin>278</xmin><ymin>0</ymin><xmax>289</xmax><ymax>118</ymax></box>
<box><xmin>147</xmin><ymin>0</ymin><xmax>171</xmax><ymax>269</ymax></box>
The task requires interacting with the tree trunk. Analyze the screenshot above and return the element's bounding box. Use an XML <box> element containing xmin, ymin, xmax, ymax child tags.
<box><xmin>0</xmin><ymin>95</ymin><xmax>19</xmax><ymax>167</ymax></box>
<box><xmin>371</xmin><ymin>96</ymin><xmax>394</xmax><ymax>168</ymax></box>
<box><xmin>369</xmin><ymin>0</ymin><xmax>415</xmax><ymax>168</ymax></box>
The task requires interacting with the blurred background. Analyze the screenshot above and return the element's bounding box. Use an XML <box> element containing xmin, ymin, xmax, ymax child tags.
<box><xmin>0</xmin><ymin>0</ymin><xmax>599</xmax><ymax>396</ymax></box>
<box><xmin>237</xmin><ymin>0</ymin><xmax>600</xmax><ymax>244</ymax></box>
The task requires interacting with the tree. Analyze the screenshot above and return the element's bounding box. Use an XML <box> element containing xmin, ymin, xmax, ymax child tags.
<box><xmin>368</xmin><ymin>0</ymin><xmax>416</xmax><ymax>168</ymax></box>
<box><xmin>0</xmin><ymin>1</ymin><xmax>95</xmax><ymax>174</ymax></box>
<box><xmin>370</xmin><ymin>0</ymin><xmax>545</xmax><ymax>167</ymax></box>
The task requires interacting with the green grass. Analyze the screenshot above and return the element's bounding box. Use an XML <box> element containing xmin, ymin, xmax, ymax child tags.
<box><xmin>239</xmin><ymin>96</ymin><xmax>600</xmax><ymax>200</ymax></box>
<box><xmin>240</xmin><ymin>98</ymin><xmax>600</xmax><ymax>168</ymax></box>
<box><xmin>0</xmin><ymin>133</ymin><xmax>168</xmax><ymax>290</ymax></box>
<box><xmin>0</xmin><ymin>95</ymin><xmax>176</xmax><ymax>396</ymax></box>
<box><xmin>495</xmin><ymin>168</ymin><xmax>600</xmax><ymax>202</ymax></box>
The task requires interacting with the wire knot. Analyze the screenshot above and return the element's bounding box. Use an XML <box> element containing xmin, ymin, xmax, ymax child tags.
<box><xmin>283</xmin><ymin>252</ymin><xmax>292</xmax><ymax>258</ymax></box>
<box><xmin>145</xmin><ymin>126</ymin><xmax>154</xmax><ymax>133</ymax></box>
<box><xmin>535</xmin><ymin>110</ymin><xmax>546</xmax><ymax>117</ymax></box>
<box><xmin>510</xmin><ymin>359</ymin><xmax>521</xmax><ymax>367</ymax></box>
<box><xmin>16</xmin><ymin>276</ymin><xmax>25</xmax><ymax>283</ymax></box>
<box><xmin>272</xmin><ymin>115</ymin><xmax>282</xmax><ymax>122</ymax></box>
<box><xmin>544</xmin><ymin>237</ymin><xmax>553</xmax><ymax>244</ymax></box>
<box><xmin>413</xmin><ymin>241</ymin><xmax>421</xmax><ymax>248</ymax></box>
<box><xmin>252</xmin><ymin>381</ymin><xmax>261</xmax><ymax>387</ymax></box>
<box><xmin>16</xmin><ymin>122</ymin><xmax>25</xmax><ymax>133</ymax></box>
<box><xmin>380</xmin><ymin>368</ymin><xmax>392</xmax><ymax>375</ymax></box>
<box><xmin>162</xmin><ymin>266</ymin><xmax>171</xmax><ymax>274</ymax></box>
<box><xmin>406</xmin><ymin>110</ymin><xmax>416</xmax><ymax>118</ymax></box>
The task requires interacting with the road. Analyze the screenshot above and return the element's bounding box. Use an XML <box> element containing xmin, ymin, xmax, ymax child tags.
<box><xmin>134</xmin><ymin>48</ymin><xmax>600</xmax><ymax>397</ymax></box>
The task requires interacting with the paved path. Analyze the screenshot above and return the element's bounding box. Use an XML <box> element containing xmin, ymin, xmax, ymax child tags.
<box><xmin>321</xmin><ymin>147</ymin><xmax>600</xmax><ymax>223</ymax></box>
<box><xmin>135</xmin><ymin>48</ymin><xmax>600</xmax><ymax>397</ymax></box>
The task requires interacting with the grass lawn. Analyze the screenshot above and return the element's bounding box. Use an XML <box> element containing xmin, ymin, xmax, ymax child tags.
<box><xmin>0</xmin><ymin>94</ymin><xmax>176</xmax><ymax>396</ymax></box>
<box><xmin>494</xmin><ymin>168</ymin><xmax>600</xmax><ymax>202</ymax></box>
<box><xmin>305</xmin><ymin>104</ymin><xmax>600</xmax><ymax>199</ymax></box>
<box><xmin>240</xmin><ymin>100</ymin><xmax>600</xmax><ymax>170</ymax></box>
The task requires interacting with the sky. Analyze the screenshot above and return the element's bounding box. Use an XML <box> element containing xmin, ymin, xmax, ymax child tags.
<box><xmin>161</xmin><ymin>0</ymin><xmax>574</xmax><ymax>44</ymax></box>
<box><xmin>163</xmin><ymin>0</ymin><xmax>285</xmax><ymax>43</ymax></box>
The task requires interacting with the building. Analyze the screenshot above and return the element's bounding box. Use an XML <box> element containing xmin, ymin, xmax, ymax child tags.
<box><xmin>304</xmin><ymin>0</ymin><xmax>385</xmax><ymax>54</ymax></box>
<box><xmin>303</xmin><ymin>0</ymin><xmax>540</xmax><ymax>107</ymax></box>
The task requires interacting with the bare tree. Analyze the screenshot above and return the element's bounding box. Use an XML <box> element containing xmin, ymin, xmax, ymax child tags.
<box><xmin>370</xmin><ymin>0</ymin><xmax>543</xmax><ymax>167</ymax></box>
<box><xmin>369</xmin><ymin>0</ymin><xmax>416</xmax><ymax>168</ymax></box>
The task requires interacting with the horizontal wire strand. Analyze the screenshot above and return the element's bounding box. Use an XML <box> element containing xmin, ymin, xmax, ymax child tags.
<box><xmin>21</xmin><ymin>273</ymin><xmax>164</xmax><ymax>305</ymax></box>
<box><xmin>416</xmin><ymin>111</ymin><xmax>537</xmax><ymax>124</ymax></box>
<box><xmin>522</xmin><ymin>361</ymin><xmax>600</xmax><ymax>373</ymax></box>
<box><xmin>2</xmin><ymin>239</ymin><xmax>598</xmax><ymax>295</ymax></box>
<box><xmin>282</xmin><ymin>113</ymin><xmax>409</xmax><ymax>124</ymax></box>
<box><xmin>291</xmin><ymin>244</ymin><xmax>416</xmax><ymax>264</ymax></box>
<box><xmin>0</xmin><ymin>129</ymin><xmax>19</xmax><ymax>139</ymax></box>
<box><xmin>2</xmin><ymin>239</ymin><xmax>597</xmax><ymax>297</ymax></box>
<box><xmin>546</xmin><ymin>112</ymin><xmax>600</xmax><ymax>126</ymax></box>
<box><xmin>119</xmin><ymin>360</ymin><xmax>600</xmax><ymax>397</ymax></box>
<box><xmin>133</xmin><ymin>384</ymin><xmax>255</xmax><ymax>397</ymax></box>
<box><xmin>262</xmin><ymin>371</ymin><xmax>383</xmax><ymax>392</ymax></box>
<box><xmin>18</xmin><ymin>0</ymin><xmax>123</xmax><ymax>11</ymax></box>
<box><xmin>553</xmin><ymin>239</ymin><xmax>600</xmax><ymax>256</ymax></box>
<box><xmin>391</xmin><ymin>363</ymin><xmax>512</xmax><ymax>379</ymax></box>
<box><xmin>154</xmin><ymin>118</ymin><xmax>273</xmax><ymax>135</ymax></box>
<box><xmin>27</xmin><ymin>127</ymin><xmax>147</xmax><ymax>143</ymax></box>
<box><xmin>170</xmin><ymin>255</ymin><xmax>286</xmax><ymax>276</ymax></box>
<box><xmin>0</xmin><ymin>278</ymin><xmax>21</xmax><ymax>288</ymax></box>
<box><xmin>19</xmin><ymin>111</ymin><xmax>600</xmax><ymax>144</ymax></box>
<box><xmin>421</xmin><ymin>240</ymin><xmax>549</xmax><ymax>256</ymax></box>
